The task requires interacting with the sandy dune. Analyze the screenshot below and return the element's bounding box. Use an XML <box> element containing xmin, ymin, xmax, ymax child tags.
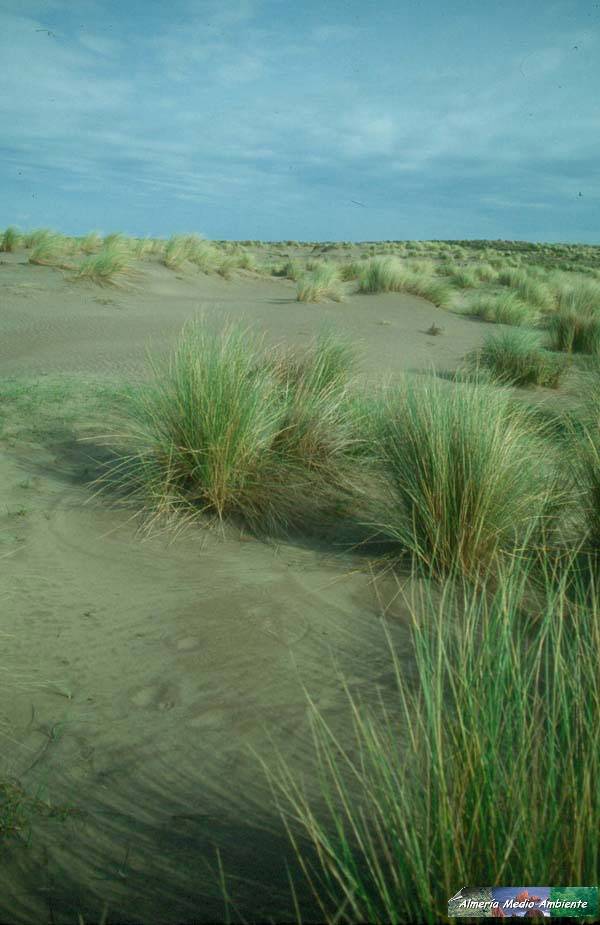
<box><xmin>0</xmin><ymin>253</ymin><xmax>488</xmax><ymax>380</ymax></box>
<box><xmin>0</xmin><ymin>253</ymin><xmax>487</xmax><ymax>922</ymax></box>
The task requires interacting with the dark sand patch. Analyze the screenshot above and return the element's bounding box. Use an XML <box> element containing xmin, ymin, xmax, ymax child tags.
<box><xmin>0</xmin><ymin>432</ymin><xmax>416</xmax><ymax>922</ymax></box>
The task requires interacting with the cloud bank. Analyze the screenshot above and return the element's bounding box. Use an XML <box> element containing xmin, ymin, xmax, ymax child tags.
<box><xmin>1</xmin><ymin>0</ymin><xmax>598</xmax><ymax>240</ymax></box>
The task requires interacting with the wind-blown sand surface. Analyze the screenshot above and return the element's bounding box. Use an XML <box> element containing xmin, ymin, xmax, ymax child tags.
<box><xmin>0</xmin><ymin>253</ymin><xmax>507</xmax><ymax>922</ymax></box>
<box><xmin>0</xmin><ymin>252</ymin><xmax>487</xmax><ymax>379</ymax></box>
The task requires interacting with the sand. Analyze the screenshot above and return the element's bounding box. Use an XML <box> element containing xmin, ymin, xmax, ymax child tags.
<box><xmin>0</xmin><ymin>252</ymin><xmax>513</xmax><ymax>922</ymax></box>
<box><xmin>0</xmin><ymin>252</ymin><xmax>488</xmax><ymax>380</ymax></box>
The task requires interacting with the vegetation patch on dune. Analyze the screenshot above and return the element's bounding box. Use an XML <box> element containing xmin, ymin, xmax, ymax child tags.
<box><xmin>547</xmin><ymin>306</ymin><xmax>600</xmax><ymax>354</ymax></box>
<box><xmin>371</xmin><ymin>373</ymin><xmax>559</xmax><ymax>577</ymax></box>
<box><xmin>296</xmin><ymin>263</ymin><xmax>344</xmax><ymax>303</ymax></box>
<box><xmin>464</xmin><ymin>291</ymin><xmax>536</xmax><ymax>326</ymax></box>
<box><xmin>98</xmin><ymin>321</ymin><xmax>362</xmax><ymax>534</ymax></box>
<box><xmin>263</xmin><ymin>560</ymin><xmax>600</xmax><ymax>923</ymax></box>
<box><xmin>473</xmin><ymin>329</ymin><xmax>568</xmax><ymax>388</ymax></box>
<box><xmin>72</xmin><ymin>244</ymin><xmax>133</xmax><ymax>285</ymax></box>
<box><xmin>358</xmin><ymin>257</ymin><xmax>454</xmax><ymax>308</ymax></box>
<box><xmin>0</xmin><ymin>226</ymin><xmax>21</xmax><ymax>252</ymax></box>
<box><xmin>28</xmin><ymin>232</ymin><xmax>73</xmax><ymax>269</ymax></box>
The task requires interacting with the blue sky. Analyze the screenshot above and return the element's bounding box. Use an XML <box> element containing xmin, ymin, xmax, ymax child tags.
<box><xmin>1</xmin><ymin>0</ymin><xmax>598</xmax><ymax>241</ymax></box>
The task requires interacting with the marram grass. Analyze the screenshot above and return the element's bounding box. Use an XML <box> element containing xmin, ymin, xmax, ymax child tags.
<box><xmin>358</xmin><ymin>257</ymin><xmax>453</xmax><ymax>307</ymax></box>
<box><xmin>569</xmin><ymin>377</ymin><xmax>600</xmax><ymax>550</ymax></box>
<box><xmin>371</xmin><ymin>373</ymin><xmax>560</xmax><ymax>577</ymax></box>
<box><xmin>79</xmin><ymin>232</ymin><xmax>102</xmax><ymax>254</ymax></box>
<box><xmin>547</xmin><ymin>307</ymin><xmax>600</xmax><ymax>354</ymax></box>
<box><xmin>474</xmin><ymin>328</ymin><xmax>568</xmax><ymax>388</ymax></box>
<box><xmin>96</xmin><ymin>321</ymin><xmax>363</xmax><ymax>534</ymax></box>
<box><xmin>28</xmin><ymin>233</ymin><xmax>72</xmax><ymax>268</ymax></box>
<box><xmin>296</xmin><ymin>264</ymin><xmax>344</xmax><ymax>303</ymax></box>
<box><xmin>0</xmin><ymin>226</ymin><xmax>21</xmax><ymax>252</ymax></box>
<box><xmin>464</xmin><ymin>291</ymin><xmax>536</xmax><ymax>326</ymax></box>
<box><xmin>72</xmin><ymin>245</ymin><xmax>133</xmax><ymax>284</ymax></box>
<box><xmin>259</xmin><ymin>559</ymin><xmax>600</xmax><ymax>924</ymax></box>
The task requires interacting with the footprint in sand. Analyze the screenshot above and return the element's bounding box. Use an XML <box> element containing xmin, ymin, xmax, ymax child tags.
<box><xmin>129</xmin><ymin>682</ymin><xmax>179</xmax><ymax>711</ymax></box>
<box><xmin>175</xmin><ymin>636</ymin><xmax>200</xmax><ymax>651</ymax></box>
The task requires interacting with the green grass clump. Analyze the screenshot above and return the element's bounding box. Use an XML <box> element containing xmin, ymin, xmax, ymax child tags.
<box><xmin>1</xmin><ymin>778</ymin><xmax>78</xmax><ymax>844</ymax></box>
<box><xmin>445</xmin><ymin>265</ymin><xmax>479</xmax><ymax>288</ymax></box>
<box><xmin>497</xmin><ymin>267</ymin><xmax>555</xmax><ymax>311</ymax></box>
<box><xmin>263</xmin><ymin>561</ymin><xmax>600</xmax><ymax>923</ymax></box>
<box><xmin>102</xmin><ymin>232</ymin><xmax>127</xmax><ymax>250</ymax></box>
<box><xmin>473</xmin><ymin>262</ymin><xmax>499</xmax><ymax>283</ymax></box>
<box><xmin>339</xmin><ymin>260</ymin><xmax>365</xmax><ymax>281</ymax></box>
<box><xmin>568</xmin><ymin>379</ymin><xmax>600</xmax><ymax>550</ymax></box>
<box><xmin>215</xmin><ymin>256</ymin><xmax>237</xmax><ymax>279</ymax></box>
<box><xmin>406</xmin><ymin>275</ymin><xmax>454</xmax><ymax>308</ymax></box>
<box><xmin>163</xmin><ymin>235</ymin><xmax>192</xmax><ymax>270</ymax></box>
<box><xmin>100</xmin><ymin>321</ymin><xmax>361</xmax><ymax>533</ymax></box>
<box><xmin>372</xmin><ymin>373</ymin><xmax>557</xmax><ymax>577</ymax></box>
<box><xmin>358</xmin><ymin>257</ymin><xmax>453</xmax><ymax>307</ymax></box>
<box><xmin>358</xmin><ymin>256</ymin><xmax>407</xmax><ymax>293</ymax></box>
<box><xmin>161</xmin><ymin>235</ymin><xmax>220</xmax><ymax>273</ymax></box>
<box><xmin>555</xmin><ymin>277</ymin><xmax>600</xmax><ymax>315</ymax></box>
<box><xmin>0</xmin><ymin>226</ymin><xmax>21</xmax><ymax>252</ymax></box>
<box><xmin>131</xmin><ymin>237</ymin><xmax>154</xmax><ymax>259</ymax></box>
<box><xmin>272</xmin><ymin>259</ymin><xmax>301</xmax><ymax>280</ymax></box>
<box><xmin>464</xmin><ymin>291</ymin><xmax>535</xmax><ymax>326</ymax></box>
<box><xmin>22</xmin><ymin>228</ymin><xmax>53</xmax><ymax>249</ymax></box>
<box><xmin>72</xmin><ymin>245</ymin><xmax>132</xmax><ymax>284</ymax></box>
<box><xmin>234</xmin><ymin>250</ymin><xmax>257</xmax><ymax>271</ymax></box>
<box><xmin>187</xmin><ymin>238</ymin><xmax>219</xmax><ymax>273</ymax></box>
<box><xmin>78</xmin><ymin>231</ymin><xmax>102</xmax><ymax>255</ymax></box>
<box><xmin>296</xmin><ymin>264</ymin><xmax>344</xmax><ymax>303</ymax></box>
<box><xmin>474</xmin><ymin>329</ymin><xmax>567</xmax><ymax>388</ymax></box>
<box><xmin>28</xmin><ymin>233</ymin><xmax>71</xmax><ymax>268</ymax></box>
<box><xmin>547</xmin><ymin>308</ymin><xmax>600</xmax><ymax>354</ymax></box>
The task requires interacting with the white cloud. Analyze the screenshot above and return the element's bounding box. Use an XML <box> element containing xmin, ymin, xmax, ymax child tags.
<box><xmin>0</xmin><ymin>1</ymin><xmax>598</xmax><ymax>235</ymax></box>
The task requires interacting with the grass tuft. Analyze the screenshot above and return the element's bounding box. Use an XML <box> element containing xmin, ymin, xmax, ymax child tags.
<box><xmin>473</xmin><ymin>329</ymin><xmax>567</xmax><ymax>388</ymax></box>
<box><xmin>79</xmin><ymin>232</ymin><xmax>102</xmax><ymax>255</ymax></box>
<box><xmin>163</xmin><ymin>235</ymin><xmax>193</xmax><ymax>270</ymax></box>
<box><xmin>97</xmin><ymin>321</ymin><xmax>361</xmax><ymax>534</ymax></box>
<box><xmin>28</xmin><ymin>233</ymin><xmax>72</xmax><ymax>268</ymax></box>
<box><xmin>547</xmin><ymin>307</ymin><xmax>600</xmax><ymax>354</ymax></box>
<box><xmin>358</xmin><ymin>257</ymin><xmax>453</xmax><ymax>307</ymax></box>
<box><xmin>372</xmin><ymin>373</ymin><xmax>558</xmax><ymax>577</ymax></box>
<box><xmin>296</xmin><ymin>264</ymin><xmax>344</xmax><ymax>303</ymax></box>
<box><xmin>72</xmin><ymin>245</ymin><xmax>133</xmax><ymax>285</ymax></box>
<box><xmin>1</xmin><ymin>226</ymin><xmax>21</xmax><ymax>252</ymax></box>
<box><xmin>464</xmin><ymin>291</ymin><xmax>536</xmax><ymax>326</ymax></box>
<box><xmin>272</xmin><ymin>259</ymin><xmax>301</xmax><ymax>280</ymax></box>
<box><xmin>263</xmin><ymin>561</ymin><xmax>600</xmax><ymax>923</ymax></box>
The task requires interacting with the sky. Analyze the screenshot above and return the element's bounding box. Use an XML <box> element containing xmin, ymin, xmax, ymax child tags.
<box><xmin>1</xmin><ymin>0</ymin><xmax>598</xmax><ymax>242</ymax></box>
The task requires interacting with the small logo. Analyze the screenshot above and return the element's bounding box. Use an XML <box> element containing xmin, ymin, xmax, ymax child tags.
<box><xmin>448</xmin><ymin>886</ymin><xmax>598</xmax><ymax>918</ymax></box>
